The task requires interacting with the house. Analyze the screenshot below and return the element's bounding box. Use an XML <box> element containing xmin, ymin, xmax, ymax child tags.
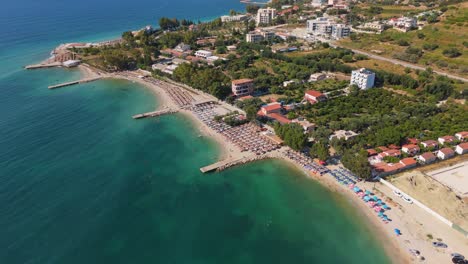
<box><xmin>438</xmin><ymin>135</ymin><xmax>456</xmax><ymax>145</ymax></box>
<box><xmin>455</xmin><ymin>131</ymin><xmax>468</xmax><ymax>141</ymax></box>
<box><xmin>331</xmin><ymin>24</ymin><xmax>350</xmax><ymax>39</ymax></box>
<box><xmin>308</xmin><ymin>73</ymin><xmax>327</xmax><ymax>82</ymax></box>
<box><xmin>401</xmin><ymin>144</ymin><xmax>420</xmax><ymax>156</ymax></box>
<box><xmin>437</xmin><ymin>148</ymin><xmax>455</xmax><ymax>160</ymax></box>
<box><xmin>388</xmin><ymin>17</ymin><xmax>417</xmax><ymax>32</ymax></box>
<box><xmin>231</xmin><ymin>79</ymin><xmax>254</xmax><ymax>96</ymax></box>
<box><xmin>455</xmin><ymin>142</ymin><xmax>468</xmax><ymax>155</ymax></box>
<box><xmin>292</xmin><ymin>119</ymin><xmax>315</xmax><ymax>132</ymax></box>
<box><xmin>378</xmin><ymin>149</ymin><xmax>401</xmax><ymax>159</ymax></box>
<box><xmin>350</xmin><ymin>68</ymin><xmax>375</xmax><ymax>90</ymax></box>
<box><xmin>421</xmin><ymin>140</ymin><xmax>438</xmax><ymax>149</ymax></box>
<box><xmin>400</xmin><ymin>157</ymin><xmax>417</xmax><ymax>168</ymax></box>
<box><xmin>259</xmin><ymin>102</ymin><xmax>283</xmax><ymax>116</ymax></box>
<box><xmin>283</xmin><ymin>80</ymin><xmax>299</xmax><ymax>87</ymax></box>
<box><xmin>417</xmin><ymin>152</ymin><xmax>436</xmax><ymax>164</ymax></box>
<box><xmin>268</xmin><ymin>113</ymin><xmax>291</xmax><ymax>124</ymax></box>
<box><xmin>376</xmin><ymin>146</ymin><xmax>389</xmax><ymax>152</ymax></box>
<box><xmin>226</xmin><ymin>45</ymin><xmax>237</xmax><ymax>51</ymax></box>
<box><xmin>174</xmin><ymin>43</ymin><xmax>191</xmax><ymax>53</ymax></box>
<box><xmin>329</xmin><ymin>130</ymin><xmax>359</xmax><ymax>141</ymax></box>
<box><xmin>372</xmin><ymin>162</ymin><xmax>404</xmax><ymax>175</ymax></box>
<box><xmin>304</xmin><ymin>90</ymin><xmax>327</xmax><ymax>104</ymax></box>
<box><xmin>406</xmin><ymin>138</ymin><xmax>419</xmax><ymax>144</ymax></box>
<box><xmin>367</xmin><ymin>149</ymin><xmax>378</xmax><ymax>157</ymax></box>
<box><xmin>194</xmin><ymin>50</ymin><xmax>213</xmax><ymax>59</ymax></box>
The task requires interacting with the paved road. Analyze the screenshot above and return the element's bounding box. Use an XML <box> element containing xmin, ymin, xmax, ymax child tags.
<box><xmin>331</xmin><ymin>44</ymin><xmax>467</xmax><ymax>83</ymax></box>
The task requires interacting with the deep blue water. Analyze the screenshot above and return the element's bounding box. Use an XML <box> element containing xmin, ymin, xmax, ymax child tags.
<box><xmin>0</xmin><ymin>1</ymin><xmax>392</xmax><ymax>263</ymax></box>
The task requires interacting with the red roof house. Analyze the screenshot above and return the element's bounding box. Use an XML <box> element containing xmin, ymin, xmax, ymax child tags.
<box><xmin>401</xmin><ymin>144</ymin><xmax>420</xmax><ymax>155</ymax></box>
<box><xmin>417</xmin><ymin>152</ymin><xmax>436</xmax><ymax>164</ymax></box>
<box><xmin>378</xmin><ymin>149</ymin><xmax>401</xmax><ymax>159</ymax></box>
<box><xmin>455</xmin><ymin>131</ymin><xmax>468</xmax><ymax>141</ymax></box>
<box><xmin>421</xmin><ymin>140</ymin><xmax>438</xmax><ymax>149</ymax></box>
<box><xmin>437</xmin><ymin>147</ymin><xmax>455</xmax><ymax>160</ymax></box>
<box><xmin>304</xmin><ymin>90</ymin><xmax>326</xmax><ymax>104</ymax></box>
<box><xmin>259</xmin><ymin>102</ymin><xmax>283</xmax><ymax>116</ymax></box>
<box><xmin>268</xmin><ymin>113</ymin><xmax>292</xmax><ymax>124</ymax></box>
<box><xmin>455</xmin><ymin>142</ymin><xmax>468</xmax><ymax>155</ymax></box>
<box><xmin>438</xmin><ymin>135</ymin><xmax>456</xmax><ymax>145</ymax></box>
<box><xmin>399</xmin><ymin>157</ymin><xmax>417</xmax><ymax>168</ymax></box>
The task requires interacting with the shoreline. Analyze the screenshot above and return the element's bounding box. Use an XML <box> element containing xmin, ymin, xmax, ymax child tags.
<box><xmin>78</xmin><ymin>65</ymin><xmax>412</xmax><ymax>264</ymax></box>
<box><xmin>86</xmin><ymin>65</ymin><xmax>410</xmax><ymax>264</ymax></box>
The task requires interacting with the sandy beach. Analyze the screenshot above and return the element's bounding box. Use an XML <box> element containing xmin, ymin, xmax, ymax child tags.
<box><xmin>78</xmin><ymin>65</ymin><xmax>466</xmax><ymax>264</ymax></box>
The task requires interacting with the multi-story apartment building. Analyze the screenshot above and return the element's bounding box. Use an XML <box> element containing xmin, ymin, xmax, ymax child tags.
<box><xmin>256</xmin><ymin>8</ymin><xmax>277</xmax><ymax>25</ymax></box>
<box><xmin>350</xmin><ymin>68</ymin><xmax>375</xmax><ymax>90</ymax></box>
<box><xmin>232</xmin><ymin>79</ymin><xmax>254</xmax><ymax>96</ymax></box>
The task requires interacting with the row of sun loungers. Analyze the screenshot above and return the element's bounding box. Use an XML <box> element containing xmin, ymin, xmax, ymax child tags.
<box><xmin>282</xmin><ymin>149</ymin><xmax>328</xmax><ymax>175</ymax></box>
<box><xmin>149</xmin><ymin>79</ymin><xmax>194</xmax><ymax>107</ymax></box>
<box><xmin>192</xmin><ymin>104</ymin><xmax>279</xmax><ymax>155</ymax></box>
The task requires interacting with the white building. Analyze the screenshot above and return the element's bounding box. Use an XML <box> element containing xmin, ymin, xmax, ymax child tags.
<box><xmin>350</xmin><ymin>68</ymin><xmax>375</xmax><ymax>90</ymax></box>
<box><xmin>309</xmin><ymin>73</ymin><xmax>327</xmax><ymax>82</ymax></box>
<box><xmin>437</xmin><ymin>148</ymin><xmax>455</xmax><ymax>160</ymax></box>
<box><xmin>455</xmin><ymin>143</ymin><xmax>468</xmax><ymax>155</ymax></box>
<box><xmin>307</xmin><ymin>17</ymin><xmax>334</xmax><ymax>36</ymax></box>
<box><xmin>174</xmin><ymin>43</ymin><xmax>191</xmax><ymax>52</ymax></box>
<box><xmin>331</xmin><ymin>24</ymin><xmax>350</xmax><ymax>39</ymax></box>
<box><xmin>246</xmin><ymin>30</ymin><xmax>275</xmax><ymax>43</ymax></box>
<box><xmin>306</xmin><ymin>17</ymin><xmax>350</xmax><ymax>39</ymax></box>
<box><xmin>62</xmin><ymin>60</ymin><xmax>81</xmax><ymax>68</ymax></box>
<box><xmin>388</xmin><ymin>17</ymin><xmax>417</xmax><ymax>32</ymax></box>
<box><xmin>195</xmin><ymin>50</ymin><xmax>213</xmax><ymax>59</ymax></box>
<box><xmin>311</xmin><ymin>0</ymin><xmax>326</xmax><ymax>8</ymax></box>
<box><xmin>360</xmin><ymin>21</ymin><xmax>385</xmax><ymax>32</ymax></box>
<box><xmin>256</xmin><ymin>8</ymin><xmax>277</xmax><ymax>25</ymax></box>
<box><xmin>221</xmin><ymin>14</ymin><xmax>248</xmax><ymax>23</ymax></box>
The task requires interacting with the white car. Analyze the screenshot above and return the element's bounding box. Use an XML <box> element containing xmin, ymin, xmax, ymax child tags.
<box><xmin>402</xmin><ymin>196</ymin><xmax>413</xmax><ymax>204</ymax></box>
<box><xmin>393</xmin><ymin>190</ymin><xmax>402</xmax><ymax>197</ymax></box>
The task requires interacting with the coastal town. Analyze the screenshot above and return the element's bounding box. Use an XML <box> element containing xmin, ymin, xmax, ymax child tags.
<box><xmin>26</xmin><ymin>0</ymin><xmax>468</xmax><ymax>263</ymax></box>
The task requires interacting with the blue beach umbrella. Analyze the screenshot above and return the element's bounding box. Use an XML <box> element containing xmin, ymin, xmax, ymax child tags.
<box><xmin>365</xmin><ymin>190</ymin><xmax>371</xmax><ymax>195</ymax></box>
<box><xmin>394</xmin><ymin>229</ymin><xmax>401</xmax><ymax>235</ymax></box>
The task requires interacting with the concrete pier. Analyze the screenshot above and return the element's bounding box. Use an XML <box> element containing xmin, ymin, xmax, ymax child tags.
<box><xmin>48</xmin><ymin>77</ymin><xmax>103</xmax><ymax>89</ymax></box>
<box><xmin>25</xmin><ymin>62</ymin><xmax>63</xmax><ymax>69</ymax></box>
<box><xmin>200</xmin><ymin>154</ymin><xmax>272</xmax><ymax>173</ymax></box>
<box><xmin>132</xmin><ymin>108</ymin><xmax>178</xmax><ymax>119</ymax></box>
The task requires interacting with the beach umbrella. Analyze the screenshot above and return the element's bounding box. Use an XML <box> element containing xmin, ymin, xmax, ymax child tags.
<box><xmin>378</xmin><ymin>211</ymin><xmax>384</xmax><ymax>218</ymax></box>
<box><xmin>365</xmin><ymin>190</ymin><xmax>371</xmax><ymax>195</ymax></box>
<box><xmin>374</xmin><ymin>206</ymin><xmax>381</xmax><ymax>212</ymax></box>
<box><xmin>349</xmin><ymin>183</ymin><xmax>355</xmax><ymax>188</ymax></box>
<box><xmin>382</xmin><ymin>204</ymin><xmax>390</xmax><ymax>210</ymax></box>
<box><xmin>368</xmin><ymin>201</ymin><xmax>376</xmax><ymax>207</ymax></box>
<box><xmin>394</xmin><ymin>229</ymin><xmax>401</xmax><ymax>236</ymax></box>
<box><xmin>377</xmin><ymin>200</ymin><xmax>383</xmax><ymax>205</ymax></box>
<box><xmin>373</xmin><ymin>195</ymin><xmax>379</xmax><ymax>200</ymax></box>
<box><xmin>353</xmin><ymin>187</ymin><xmax>360</xmax><ymax>193</ymax></box>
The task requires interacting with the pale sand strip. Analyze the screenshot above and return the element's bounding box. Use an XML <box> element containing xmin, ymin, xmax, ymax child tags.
<box><xmin>77</xmin><ymin>66</ymin><xmax>462</xmax><ymax>264</ymax></box>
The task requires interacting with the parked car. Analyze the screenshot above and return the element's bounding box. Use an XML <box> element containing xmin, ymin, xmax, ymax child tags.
<box><xmin>452</xmin><ymin>257</ymin><xmax>467</xmax><ymax>264</ymax></box>
<box><xmin>451</xmin><ymin>253</ymin><xmax>465</xmax><ymax>259</ymax></box>
<box><xmin>432</xmin><ymin>241</ymin><xmax>447</xmax><ymax>248</ymax></box>
<box><xmin>402</xmin><ymin>196</ymin><xmax>413</xmax><ymax>204</ymax></box>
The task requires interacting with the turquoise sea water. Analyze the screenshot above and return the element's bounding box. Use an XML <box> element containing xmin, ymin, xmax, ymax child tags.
<box><xmin>0</xmin><ymin>0</ymin><xmax>391</xmax><ymax>263</ymax></box>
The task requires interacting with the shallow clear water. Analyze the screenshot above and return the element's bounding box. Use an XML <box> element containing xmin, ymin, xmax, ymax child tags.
<box><xmin>0</xmin><ymin>1</ymin><xmax>391</xmax><ymax>263</ymax></box>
